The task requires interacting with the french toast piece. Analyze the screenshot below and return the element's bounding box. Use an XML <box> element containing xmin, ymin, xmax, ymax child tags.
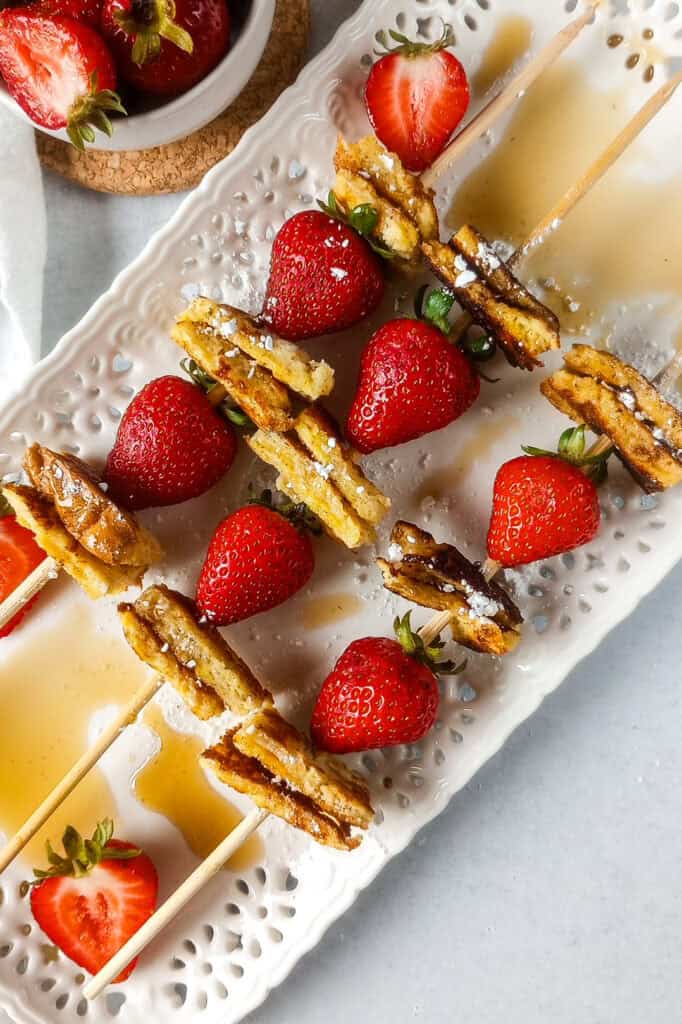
<box><xmin>422</xmin><ymin>225</ymin><xmax>561</xmax><ymax>370</ymax></box>
<box><xmin>202</xmin><ymin>732</ymin><xmax>361</xmax><ymax>851</ymax></box>
<box><xmin>377</xmin><ymin>521</ymin><xmax>523</xmax><ymax>655</ymax></box>
<box><xmin>119</xmin><ymin>584</ymin><xmax>271</xmax><ymax>720</ymax></box>
<box><xmin>24</xmin><ymin>444</ymin><xmax>162</xmax><ymax>568</ymax></box>
<box><xmin>2</xmin><ymin>484</ymin><xmax>141</xmax><ymax>598</ymax></box>
<box><xmin>333</xmin><ymin>168</ymin><xmax>422</xmax><ymax>262</ymax></box>
<box><xmin>172</xmin><ymin>307</ymin><xmax>295</xmax><ymax>433</ymax></box>
<box><xmin>246</xmin><ymin>428</ymin><xmax>377</xmax><ymax>549</ymax></box>
<box><xmin>294</xmin><ymin>407</ymin><xmax>390</xmax><ymax>526</ymax></box>
<box><xmin>541</xmin><ymin>344</ymin><xmax>682</xmax><ymax>493</ymax></box>
<box><xmin>334</xmin><ymin>135</ymin><xmax>438</xmax><ymax>242</ymax></box>
<box><xmin>175</xmin><ymin>298</ymin><xmax>334</xmax><ymax>402</ymax></box>
<box><xmin>234</xmin><ymin>707</ymin><xmax>373</xmax><ymax>830</ymax></box>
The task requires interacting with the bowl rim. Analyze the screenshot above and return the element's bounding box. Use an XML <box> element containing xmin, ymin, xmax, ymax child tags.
<box><xmin>0</xmin><ymin>0</ymin><xmax>276</xmax><ymax>152</ymax></box>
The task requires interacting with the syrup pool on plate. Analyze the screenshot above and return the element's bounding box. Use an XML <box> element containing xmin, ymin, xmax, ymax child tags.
<box><xmin>0</xmin><ymin>603</ymin><xmax>143</xmax><ymax>862</ymax></box>
<box><xmin>134</xmin><ymin>703</ymin><xmax>262</xmax><ymax>871</ymax></box>
<box><xmin>448</xmin><ymin>61</ymin><xmax>682</xmax><ymax>335</ymax></box>
<box><xmin>301</xmin><ymin>592</ymin><xmax>364</xmax><ymax>630</ymax></box>
<box><xmin>472</xmin><ymin>14</ymin><xmax>533</xmax><ymax>97</ymax></box>
<box><xmin>0</xmin><ymin>599</ymin><xmax>260</xmax><ymax>869</ymax></box>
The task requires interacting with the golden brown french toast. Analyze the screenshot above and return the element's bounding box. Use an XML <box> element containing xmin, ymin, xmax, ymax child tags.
<box><xmin>234</xmin><ymin>707</ymin><xmax>374</xmax><ymax>830</ymax></box>
<box><xmin>119</xmin><ymin>585</ymin><xmax>272</xmax><ymax>720</ymax></box>
<box><xmin>422</xmin><ymin>225</ymin><xmax>560</xmax><ymax>370</ymax></box>
<box><xmin>202</xmin><ymin>732</ymin><xmax>362</xmax><ymax>851</ymax></box>
<box><xmin>3</xmin><ymin>483</ymin><xmax>142</xmax><ymax>598</ymax></box>
<box><xmin>541</xmin><ymin>344</ymin><xmax>682</xmax><ymax>492</ymax></box>
<box><xmin>377</xmin><ymin>521</ymin><xmax>523</xmax><ymax>655</ymax></box>
<box><xmin>24</xmin><ymin>444</ymin><xmax>162</xmax><ymax>568</ymax></box>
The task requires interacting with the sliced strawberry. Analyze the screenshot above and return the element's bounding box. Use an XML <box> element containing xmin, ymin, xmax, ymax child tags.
<box><xmin>365</xmin><ymin>23</ymin><xmax>470</xmax><ymax>173</ymax></box>
<box><xmin>30</xmin><ymin>820</ymin><xmax>158</xmax><ymax>982</ymax></box>
<box><xmin>0</xmin><ymin>509</ymin><xmax>46</xmax><ymax>639</ymax></box>
<box><xmin>0</xmin><ymin>10</ymin><xmax>125</xmax><ymax>149</ymax></box>
<box><xmin>29</xmin><ymin>0</ymin><xmax>103</xmax><ymax>27</ymax></box>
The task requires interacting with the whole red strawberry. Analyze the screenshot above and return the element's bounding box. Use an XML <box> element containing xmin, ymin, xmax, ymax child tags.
<box><xmin>105</xmin><ymin>375</ymin><xmax>237</xmax><ymax>510</ymax></box>
<box><xmin>30</xmin><ymin>0</ymin><xmax>102</xmax><ymax>26</ymax></box>
<box><xmin>0</xmin><ymin>510</ymin><xmax>47</xmax><ymax>639</ymax></box>
<box><xmin>0</xmin><ymin>10</ymin><xmax>125</xmax><ymax>149</ymax></box>
<box><xmin>30</xmin><ymin>819</ymin><xmax>158</xmax><ymax>982</ymax></box>
<box><xmin>196</xmin><ymin>500</ymin><xmax>315</xmax><ymax>625</ymax></box>
<box><xmin>263</xmin><ymin>210</ymin><xmax>385</xmax><ymax>341</ymax></box>
<box><xmin>487</xmin><ymin>448</ymin><xmax>602</xmax><ymax>568</ymax></box>
<box><xmin>100</xmin><ymin>0</ymin><xmax>230</xmax><ymax>97</ymax></box>
<box><xmin>365</xmin><ymin>23</ymin><xmax>470</xmax><ymax>172</ymax></box>
<box><xmin>311</xmin><ymin>614</ymin><xmax>452</xmax><ymax>754</ymax></box>
<box><xmin>346</xmin><ymin>318</ymin><xmax>479</xmax><ymax>454</ymax></box>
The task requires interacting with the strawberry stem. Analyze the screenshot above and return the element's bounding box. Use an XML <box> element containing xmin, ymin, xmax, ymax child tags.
<box><xmin>393</xmin><ymin>611</ymin><xmax>464</xmax><ymax>676</ymax></box>
<box><xmin>522</xmin><ymin>425</ymin><xmax>613</xmax><ymax>484</ymax></box>
<box><xmin>318</xmin><ymin>191</ymin><xmax>396</xmax><ymax>260</ymax></box>
<box><xmin>115</xmin><ymin>0</ymin><xmax>194</xmax><ymax>66</ymax></box>
<box><xmin>66</xmin><ymin>71</ymin><xmax>126</xmax><ymax>152</ymax></box>
<box><xmin>247</xmin><ymin>489</ymin><xmax>322</xmax><ymax>536</ymax></box>
<box><xmin>33</xmin><ymin>819</ymin><xmax>140</xmax><ymax>881</ymax></box>
<box><xmin>373</xmin><ymin>20</ymin><xmax>455</xmax><ymax>59</ymax></box>
<box><xmin>180</xmin><ymin>358</ymin><xmax>255</xmax><ymax>431</ymax></box>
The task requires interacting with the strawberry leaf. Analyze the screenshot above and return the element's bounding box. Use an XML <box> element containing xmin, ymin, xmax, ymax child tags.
<box><xmin>32</xmin><ymin>819</ymin><xmax>140</xmax><ymax>882</ymax></box>
<box><xmin>522</xmin><ymin>425</ymin><xmax>613</xmax><ymax>484</ymax></box>
<box><xmin>373</xmin><ymin>20</ymin><xmax>455</xmax><ymax>59</ymax></box>
<box><xmin>317</xmin><ymin>191</ymin><xmax>396</xmax><ymax>260</ymax></box>
<box><xmin>393</xmin><ymin>611</ymin><xmax>464</xmax><ymax>676</ymax></box>
<box><xmin>180</xmin><ymin>358</ymin><xmax>255</xmax><ymax>431</ymax></box>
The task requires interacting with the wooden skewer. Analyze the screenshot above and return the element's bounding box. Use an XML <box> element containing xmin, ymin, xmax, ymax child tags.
<box><xmin>421</xmin><ymin>1</ymin><xmax>600</xmax><ymax>190</ymax></box>
<box><xmin>83</xmin><ymin>807</ymin><xmax>269</xmax><ymax>1000</ymax></box>
<box><xmin>0</xmin><ymin>674</ymin><xmax>163</xmax><ymax>874</ymax></box>
<box><xmin>512</xmin><ymin>68</ymin><xmax>682</xmax><ymax>266</ymax></box>
<box><xmin>0</xmin><ymin>556</ymin><xmax>59</xmax><ymax>633</ymax></box>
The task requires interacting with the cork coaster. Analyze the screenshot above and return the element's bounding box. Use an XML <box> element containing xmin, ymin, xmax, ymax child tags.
<box><xmin>37</xmin><ymin>0</ymin><xmax>310</xmax><ymax>195</ymax></box>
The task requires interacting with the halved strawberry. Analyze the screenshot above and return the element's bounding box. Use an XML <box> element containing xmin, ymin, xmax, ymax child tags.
<box><xmin>365</xmin><ymin>22</ymin><xmax>470</xmax><ymax>173</ymax></box>
<box><xmin>0</xmin><ymin>10</ymin><xmax>126</xmax><ymax>150</ymax></box>
<box><xmin>0</xmin><ymin>506</ymin><xmax>46</xmax><ymax>639</ymax></box>
<box><xmin>30</xmin><ymin>819</ymin><xmax>158</xmax><ymax>982</ymax></box>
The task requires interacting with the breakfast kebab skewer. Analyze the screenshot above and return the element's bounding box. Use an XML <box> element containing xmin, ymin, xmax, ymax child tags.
<box><xmin>1</xmin><ymin>9</ymin><xmax>678</xmax><ymax>987</ymax></box>
<box><xmin>0</xmin><ymin>5</ymin><xmax>600</xmax><ymax>634</ymax></box>
<box><xmin>0</xmin><ymin>9</ymin><xmax>677</xmax><ymax>915</ymax></box>
<box><xmin>80</xmin><ymin>98</ymin><xmax>682</xmax><ymax>997</ymax></box>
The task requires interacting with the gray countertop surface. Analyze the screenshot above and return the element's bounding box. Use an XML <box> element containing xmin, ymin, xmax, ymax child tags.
<box><xmin>7</xmin><ymin>2</ymin><xmax>682</xmax><ymax>1021</ymax></box>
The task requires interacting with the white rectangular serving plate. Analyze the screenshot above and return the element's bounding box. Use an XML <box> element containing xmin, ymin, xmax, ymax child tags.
<box><xmin>2</xmin><ymin>1</ymin><xmax>682</xmax><ymax>1022</ymax></box>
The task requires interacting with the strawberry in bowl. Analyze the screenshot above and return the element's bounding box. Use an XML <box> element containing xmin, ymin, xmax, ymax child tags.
<box><xmin>0</xmin><ymin>0</ymin><xmax>275</xmax><ymax>151</ymax></box>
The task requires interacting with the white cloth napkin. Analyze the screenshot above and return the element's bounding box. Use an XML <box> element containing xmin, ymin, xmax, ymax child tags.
<box><xmin>0</xmin><ymin>108</ymin><xmax>46</xmax><ymax>403</ymax></box>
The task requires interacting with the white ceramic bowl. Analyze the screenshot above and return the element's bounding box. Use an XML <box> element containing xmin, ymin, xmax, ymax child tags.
<box><xmin>0</xmin><ymin>0</ymin><xmax>275</xmax><ymax>151</ymax></box>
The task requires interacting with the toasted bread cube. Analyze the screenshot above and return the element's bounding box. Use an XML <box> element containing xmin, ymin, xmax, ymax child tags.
<box><xmin>172</xmin><ymin>310</ymin><xmax>294</xmax><ymax>432</ymax></box>
<box><xmin>24</xmin><ymin>445</ymin><xmax>162</xmax><ymax>568</ymax></box>
<box><xmin>247</xmin><ymin>429</ymin><xmax>375</xmax><ymax>549</ymax></box>
<box><xmin>176</xmin><ymin>298</ymin><xmax>334</xmax><ymax>402</ymax></box>
<box><xmin>294</xmin><ymin>407</ymin><xmax>390</xmax><ymax>526</ymax></box>
<box><xmin>541</xmin><ymin>344</ymin><xmax>682</xmax><ymax>492</ymax></box>
<box><xmin>202</xmin><ymin>732</ymin><xmax>361</xmax><ymax>851</ymax></box>
<box><xmin>234</xmin><ymin>707</ymin><xmax>373</xmax><ymax>829</ymax></box>
<box><xmin>119</xmin><ymin>585</ymin><xmax>271</xmax><ymax>720</ymax></box>
<box><xmin>3</xmin><ymin>484</ymin><xmax>141</xmax><ymax>598</ymax></box>
<box><xmin>333</xmin><ymin>168</ymin><xmax>421</xmax><ymax>262</ymax></box>
<box><xmin>334</xmin><ymin>135</ymin><xmax>438</xmax><ymax>242</ymax></box>
<box><xmin>377</xmin><ymin>521</ymin><xmax>522</xmax><ymax>656</ymax></box>
<box><xmin>119</xmin><ymin>605</ymin><xmax>224</xmax><ymax>719</ymax></box>
<box><xmin>422</xmin><ymin>225</ymin><xmax>560</xmax><ymax>370</ymax></box>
